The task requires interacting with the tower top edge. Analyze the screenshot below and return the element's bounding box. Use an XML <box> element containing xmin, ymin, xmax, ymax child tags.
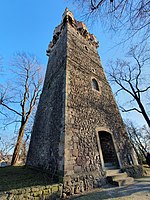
<box><xmin>46</xmin><ymin>8</ymin><xmax>99</xmax><ymax>55</ymax></box>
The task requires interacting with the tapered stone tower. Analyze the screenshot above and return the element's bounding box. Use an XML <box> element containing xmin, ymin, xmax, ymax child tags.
<box><xmin>27</xmin><ymin>8</ymin><xmax>138</xmax><ymax>191</ymax></box>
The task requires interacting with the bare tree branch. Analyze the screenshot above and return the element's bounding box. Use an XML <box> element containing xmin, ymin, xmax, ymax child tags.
<box><xmin>108</xmin><ymin>45</ymin><xmax>150</xmax><ymax>127</ymax></box>
<box><xmin>0</xmin><ymin>52</ymin><xmax>43</xmax><ymax>165</ymax></box>
<box><xmin>120</xmin><ymin>106</ymin><xmax>142</xmax><ymax>113</ymax></box>
<box><xmin>126</xmin><ymin>120</ymin><xmax>150</xmax><ymax>164</ymax></box>
<box><xmin>139</xmin><ymin>86</ymin><xmax>150</xmax><ymax>93</ymax></box>
<box><xmin>72</xmin><ymin>0</ymin><xmax>150</xmax><ymax>43</ymax></box>
<box><xmin>0</xmin><ymin>110</ymin><xmax>8</xmax><ymax>117</ymax></box>
<box><xmin>0</xmin><ymin>102</ymin><xmax>22</xmax><ymax>116</ymax></box>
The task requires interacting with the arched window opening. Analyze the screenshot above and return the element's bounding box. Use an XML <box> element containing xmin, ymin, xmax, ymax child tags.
<box><xmin>92</xmin><ymin>78</ymin><xmax>99</xmax><ymax>91</ymax></box>
<box><xmin>85</xmin><ymin>45</ymin><xmax>88</xmax><ymax>51</ymax></box>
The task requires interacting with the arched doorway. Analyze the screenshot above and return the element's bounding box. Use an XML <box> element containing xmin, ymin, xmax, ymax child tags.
<box><xmin>99</xmin><ymin>131</ymin><xmax>119</xmax><ymax>168</ymax></box>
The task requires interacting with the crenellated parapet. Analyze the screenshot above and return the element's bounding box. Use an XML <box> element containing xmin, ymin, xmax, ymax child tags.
<box><xmin>46</xmin><ymin>8</ymin><xmax>99</xmax><ymax>55</ymax></box>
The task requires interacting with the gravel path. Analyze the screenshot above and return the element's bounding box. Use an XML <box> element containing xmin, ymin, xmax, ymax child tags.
<box><xmin>70</xmin><ymin>176</ymin><xmax>150</xmax><ymax>200</ymax></box>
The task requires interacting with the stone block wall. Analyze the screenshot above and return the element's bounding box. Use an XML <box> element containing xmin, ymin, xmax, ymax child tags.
<box><xmin>27</xmin><ymin>26</ymin><xmax>68</xmax><ymax>176</ymax></box>
<box><xmin>0</xmin><ymin>184</ymin><xmax>62</xmax><ymax>200</ymax></box>
<box><xmin>62</xmin><ymin>172</ymin><xmax>106</xmax><ymax>198</ymax></box>
<box><xmin>63</xmin><ymin>23</ymin><xmax>134</xmax><ymax>180</ymax></box>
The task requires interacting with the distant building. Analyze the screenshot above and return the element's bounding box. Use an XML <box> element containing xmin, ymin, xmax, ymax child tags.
<box><xmin>0</xmin><ymin>154</ymin><xmax>12</xmax><ymax>167</ymax></box>
<box><xmin>27</xmin><ymin>8</ymin><xmax>138</xmax><ymax>195</ymax></box>
<box><xmin>0</xmin><ymin>160</ymin><xmax>7</xmax><ymax>167</ymax></box>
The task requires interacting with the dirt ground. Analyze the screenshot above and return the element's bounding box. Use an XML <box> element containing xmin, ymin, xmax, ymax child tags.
<box><xmin>70</xmin><ymin>166</ymin><xmax>150</xmax><ymax>200</ymax></box>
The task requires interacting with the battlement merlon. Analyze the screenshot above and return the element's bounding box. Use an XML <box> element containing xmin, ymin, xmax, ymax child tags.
<box><xmin>46</xmin><ymin>8</ymin><xmax>99</xmax><ymax>55</ymax></box>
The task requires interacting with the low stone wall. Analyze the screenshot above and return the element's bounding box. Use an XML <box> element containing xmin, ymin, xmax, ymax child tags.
<box><xmin>0</xmin><ymin>184</ymin><xmax>62</xmax><ymax>200</ymax></box>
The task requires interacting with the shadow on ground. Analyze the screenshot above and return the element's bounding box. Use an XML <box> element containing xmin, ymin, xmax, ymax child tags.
<box><xmin>70</xmin><ymin>176</ymin><xmax>150</xmax><ymax>200</ymax></box>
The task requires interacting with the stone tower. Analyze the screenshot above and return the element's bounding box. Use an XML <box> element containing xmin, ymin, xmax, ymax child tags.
<box><xmin>27</xmin><ymin>8</ymin><xmax>137</xmax><ymax>189</ymax></box>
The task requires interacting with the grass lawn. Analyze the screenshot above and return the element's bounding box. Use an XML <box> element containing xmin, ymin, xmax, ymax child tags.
<box><xmin>0</xmin><ymin>165</ymin><xmax>149</xmax><ymax>196</ymax></box>
<box><xmin>0</xmin><ymin>165</ymin><xmax>53</xmax><ymax>192</ymax></box>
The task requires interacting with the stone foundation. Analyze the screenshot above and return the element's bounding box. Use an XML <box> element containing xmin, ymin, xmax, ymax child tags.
<box><xmin>62</xmin><ymin>173</ymin><xmax>106</xmax><ymax>198</ymax></box>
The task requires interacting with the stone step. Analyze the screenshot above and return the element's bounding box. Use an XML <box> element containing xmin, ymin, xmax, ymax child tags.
<box><xmin>108</xmin><ymin>172</ymin><xmax>128</xmax><ymax>181</ymax></box>
<box><xmin>112</xmin><ymin>177</ymin><xmax>134</xmax><ymax>187</ymax></box>
<box><xmin>106</xmin><ymin>170</ymin><xmax>134</xmax><ymax>187</ymax></box>
<box><xmin>106</xmin><ymin>169</ymin><xmax>121</xmax><ymax>176</ymax></box>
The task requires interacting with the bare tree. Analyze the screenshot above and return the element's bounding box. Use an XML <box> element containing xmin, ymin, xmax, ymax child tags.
<box><xmin>0</xmin><ymin>52</ymin><xmax>43</xmax><ymax>165</ymax></box>
<box><xmin>0</xmin><ymin>136</ymin><xmax>15</xmax><ymax>161</ymax></box>
<box><xmin>126</xmin><ymin>120</ymin><xmax>150</xmax><ymax>163</ymax></box>
<box><xmin>108</xmin><ymin>45</ymin><xmax>150</xmax><ymax>127</ymax></box>
<box><xmin>72</xmin><ymin>0</ymin><xmax>150</xmax><ymax>42</ymax></box>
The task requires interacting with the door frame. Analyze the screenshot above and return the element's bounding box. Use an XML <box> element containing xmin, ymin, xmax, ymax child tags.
<box><xmin>96</xmin><ymin>127</ymin><xmax>122</xmax><ymax>170</ymax></box>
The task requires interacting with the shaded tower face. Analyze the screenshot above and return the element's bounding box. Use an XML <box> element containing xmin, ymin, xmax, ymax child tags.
<box><xmin>27</xmin><ymin>8</ymin><xmax>137</xmax><ymax>185</ymax></box>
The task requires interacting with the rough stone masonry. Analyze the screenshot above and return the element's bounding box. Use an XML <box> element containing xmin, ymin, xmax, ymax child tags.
<box><xmin>26</xmin><ymin>8</ymin><xmax>138</xmax><ymax>196</ymax></box>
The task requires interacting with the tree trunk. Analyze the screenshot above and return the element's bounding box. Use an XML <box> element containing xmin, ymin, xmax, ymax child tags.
<box><xmin>136</xmin><ymin>97</ymin><xmax>150</xmax><ymax>127</ymax></box>
<box><xmin>20</xmin><ymin>136</ymin><xmax>29</xmax><ymax>164</ymax></box>
<box><xmin>11</xmin><ymin>123</ymin><xmax>26</xmax><ymax>166</ymax></box>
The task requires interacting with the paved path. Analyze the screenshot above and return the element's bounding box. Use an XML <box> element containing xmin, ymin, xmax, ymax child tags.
<box><xmin>71</xmin><ymin>176</ymin><xmax>150</xmax><ymax>200</ymax></box>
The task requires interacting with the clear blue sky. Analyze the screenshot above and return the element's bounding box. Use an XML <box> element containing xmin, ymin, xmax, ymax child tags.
<box><xmin>0</xmin><ymin>0</ymin><xmax>122</xmax><ymax>68</ymax></box>
<box><xmin>0</xmin><ymin>0</ymin><xmax>146</xmax><ymax>141</ymax></box>
<box><xmin>0</xmin><ymin>0</ymin><xmax>70</xmax><ymax>65</ymax></box>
